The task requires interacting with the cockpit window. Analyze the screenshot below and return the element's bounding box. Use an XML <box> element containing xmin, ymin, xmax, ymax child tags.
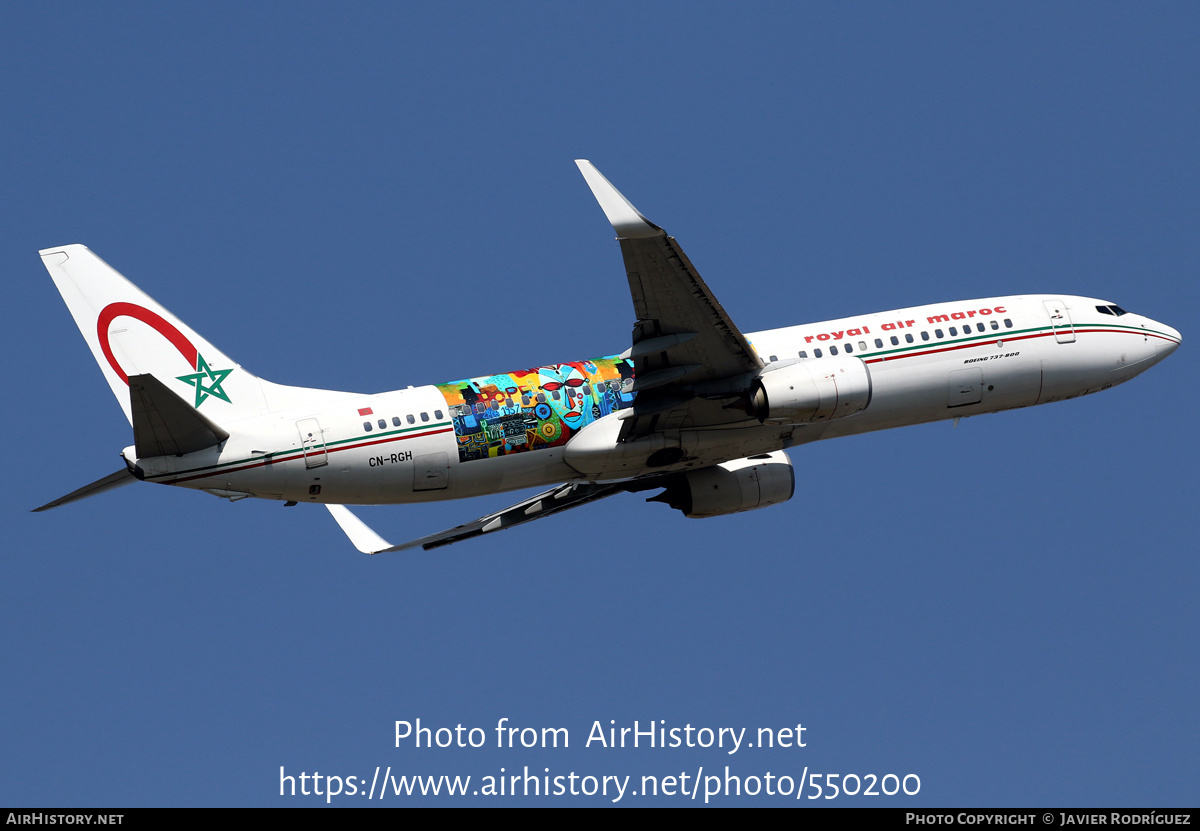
<box><xmin>1096</xmin><ymin>305</ymin><xmax>1113</xmax><ymax>315</ymax></box>
<box><xmin>1097</xmin><ymin>304</ymin><xmax>1129</xmax><ymax>316</ymax></box>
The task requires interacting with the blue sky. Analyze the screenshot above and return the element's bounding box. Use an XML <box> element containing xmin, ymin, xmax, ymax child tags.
<box><xmin>2</xmin><ymin>3</ymin><xmax>1196</xmax><ymax>807</ymax></box>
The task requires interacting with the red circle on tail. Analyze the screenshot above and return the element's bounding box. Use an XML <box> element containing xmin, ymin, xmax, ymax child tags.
<box><xmin>96</xmin><ymin>302</ymin><xmax>199</xmax><ymax>384</ymax></box>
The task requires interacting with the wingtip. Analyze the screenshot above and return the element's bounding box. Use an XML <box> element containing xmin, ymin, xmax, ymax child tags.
<box><xmin>574</xmin><ymin>161</ymin><xmax>663</xmax><ymax>239</ymax></box>
<box><xmin>326</xmin><ymin>504</ymin><xmax>393</xmax><ymax>555</ymax></box>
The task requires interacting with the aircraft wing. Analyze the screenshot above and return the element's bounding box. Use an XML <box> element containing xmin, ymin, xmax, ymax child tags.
<box><xmin>327</xmin><ymin>480</ymin><xmax>635</xmax><ymax>553</ymax></box>
<box><xmin>575</xmin><ymin>161</ymin><xmax>764</xmax><ymax>439</ymax></box>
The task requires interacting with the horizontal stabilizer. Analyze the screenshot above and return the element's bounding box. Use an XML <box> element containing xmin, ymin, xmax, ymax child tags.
<box><xmin>129</xmin><ymin>373</ymin><xmax>230</xmax><ymax>457</ymax></box>
<box><xmin>33</xmin><ymin>468</ymin><xmax>135</xmax><ymax>512</ymax></box>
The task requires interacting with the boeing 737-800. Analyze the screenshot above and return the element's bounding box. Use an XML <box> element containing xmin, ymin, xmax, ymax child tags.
<box><xmin>35</xmin><ymin>161</ymin><xmax>1182</xmax><ymax>552</ymax></box>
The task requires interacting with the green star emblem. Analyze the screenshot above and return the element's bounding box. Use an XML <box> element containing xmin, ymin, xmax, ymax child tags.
<box><xmin>177</xmin><ymin>353</ymin><xmax>234</xmax><ymax>408</ymax></box>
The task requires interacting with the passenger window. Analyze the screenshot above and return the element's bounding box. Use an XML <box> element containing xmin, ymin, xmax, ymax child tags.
<box><xmin>814</xmin><ymin>348</ymin><xmax>823</xmax><ymax>358</ymax></box>
<box><xmin>890</xmin><ymin>336</ymin><xmax>899</xmax><ymax>346</ymax></box>
<box><xmin>552</xmin><ymin>390</ymin><xmax>561</xmax><ymax>400</ymax></box>
<box><xmin>363</xmin><ymin>422</ymin><xmax>372</xmax><ymax>432</ymax></box>
<box><xmin>407</xmin><ymin>414</ymin><xmax>415</xmax><ymax>424</ymax></box>
<box><xmin>858</xmin><ymin>341</ymin><xmax>867</xmax><ymax>351</ymax></box>
<box><xmin>905</xmin><ymin>334</ymin><xmax>914</xmax><ymax>343</ymax></box>
<box><xmin>798</xmin><ymin>350</ymin><xmax>808</xmax><ymax>358</ymax></box>
<box><xmin>537</xmin><ymin>393</ymin><xmax>546</xmax><ymax>403</ymax></box>
<box><xmin>921</xmin><ymin>331</ymin><xmax>930</xmax><ymax>341</ymax></box>
<box><xmin>1004</xmin><ymin>319</ymin><xmax>1013</xmax><ymax>328</ymax></box>
<box><xmin>950</xmin><ymin>326</ymin><xmax>958</xmax><ymax>336</ymax></box>
<box><xmin>830</xmin><ymin>345</ymin><xmax>839</xmax><ymax>355</ymax></box>
<box><xmin>844</xmin><ymin>343</ymin><xmax>852</xmax><ymax>353</ymax></box>
<box><xmin>770</xmin><ymin>355</ymin><xmax>778</xmax><ymax>362</ymax></box>
<box><xmin>421</xmin><ymin>412</ymin><xmax>429</xmax><ymax>422</ymax></box>
<box><xmin>875</xmin><ymin>338</ymin><xmax>883</xmax><ymax>348</ymax></box>
<box><xmin>582</xmin><ymin>385</ymin><xmax>591</xmax><ymax>396</ymax></box>
<box><xmin>521</xmin><ymin>394</ymin><xmax>531</xmax><ymax>405</ymax></box>
<box><xmin>935</xmin><ymin>329</ymin><xmax>944</xmax><ymax>338</ymax></box>
<box><xmin>977</xmin><ymin>323</ymin><xmax>986</xmax><ymax>332</ymax></box>
<box><xmin>392</xmin><ymin>417</ymin><xmax>401</xmax><ymax>427</ymax></box>
<box><xmin>990</xmin><ymin>320</ymin><xmax>999</xmax><ymax>330</ymax></box>
<box><xmin>377</xmin><ymin>419</ymin><xmax>386</xmax><ymax>429</ymax></box>
<box><xmin>435</xmin><ymin>410</ymin><xmax>443</xmax><ymax>419</ymax></box>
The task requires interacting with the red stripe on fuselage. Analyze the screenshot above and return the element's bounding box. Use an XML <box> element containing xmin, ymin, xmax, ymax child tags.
<box><xmin>156</xmin><ymin>426</ymin><xmax>454</xmax><ymax>484</ymax></box>
<box><xmin>862</xmin><ymin>327</ymin><xmax>1176</xmax><ymax>365</ymax></box>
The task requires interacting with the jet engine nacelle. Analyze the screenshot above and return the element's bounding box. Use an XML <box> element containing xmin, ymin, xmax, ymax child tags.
<box><xmin>650</xmin><ymin>450</ymin><xmax>795</xmax><ymax>518</ymax></box>
<box><xmin>747</xmin><ymin>356</ymin><xmax>872</xmax><ymax>424</ymax></box>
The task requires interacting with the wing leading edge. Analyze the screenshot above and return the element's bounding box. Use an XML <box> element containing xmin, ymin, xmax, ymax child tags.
<box><xmin>574</xmin><ymin>160</ymin><xmax>763</xmax><ymax>440</ymax></box>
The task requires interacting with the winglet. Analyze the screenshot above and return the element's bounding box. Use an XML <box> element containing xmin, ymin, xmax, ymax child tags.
<box><xmin>574</xmin><ymin>160</ymin><xmax>664</xmax><ymax>239</ymax></box>
<box><xmin>326</xmin><ymin>504</ymin><xmax>393</xmax><ymax>555</ymax></box>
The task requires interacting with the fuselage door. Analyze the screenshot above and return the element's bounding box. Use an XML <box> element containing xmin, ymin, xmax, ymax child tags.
<box><xmin>414</xmin><ymin>452</ymin><xmax>450</xmax><ymax>491</ymax></box>
<box><xmin>1043</xmin><ymin>299</ymin><xmax>1076</xmax><ymax>343</ymax></box>
<box><xmin>296</xmin><ymin>418</ymin><xmax>328</xmax><ymax>469</ymax></box>
<box><xmin>947</xmin><ymin>368</ymin><xmax>983</xmax><ymax>408</ymax></box>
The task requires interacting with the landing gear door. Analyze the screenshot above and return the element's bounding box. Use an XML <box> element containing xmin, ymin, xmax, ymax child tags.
<box><xmin>1043</xmin><ymin>299</ymin><xmax>1076</xmax><ymax>343</ymax></box>
<box><xmin>414</xmin><ymin>452</ymin><xmax>450</xmax><ymax>491</ymax></box>
<box><xmin>297</xmin><ymin>418</ymin><xmax>328</xmax><ymax>469</ymax></box>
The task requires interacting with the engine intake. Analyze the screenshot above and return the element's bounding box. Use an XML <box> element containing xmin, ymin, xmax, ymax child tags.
<box><xmin>747</xmin><ymin>356</ymin><xmax>872</xmax><ymax>424</ymax></box>
<box><xmin>650</xmin><ymin>451</ymin><xmax>795</xmax><ymax>518</ymax></box>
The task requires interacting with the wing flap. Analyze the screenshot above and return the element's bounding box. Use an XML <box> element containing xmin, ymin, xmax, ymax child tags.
<box><xmin>617</xmin><ymin>234</ymin><xmax>762</xmax><ymax>379</ymax></box>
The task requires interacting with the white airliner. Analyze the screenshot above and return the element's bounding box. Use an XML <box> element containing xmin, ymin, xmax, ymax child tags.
<box><xmin>36</xmin><ymin>161</ymin><xmax>1181</xmax><ymax>552</ymax></box>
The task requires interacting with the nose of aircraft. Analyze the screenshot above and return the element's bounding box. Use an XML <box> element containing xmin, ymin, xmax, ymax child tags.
<box><xmin>1151</xmin><ymin>320</ymin><xmax>1182</xmax><ymax>358</ymax></box>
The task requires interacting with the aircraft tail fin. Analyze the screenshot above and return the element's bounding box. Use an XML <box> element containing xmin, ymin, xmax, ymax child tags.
<box><xmin>40</xmin><ymin>245</ymin><xmax>271</xmax><ymax>426</ymax></box>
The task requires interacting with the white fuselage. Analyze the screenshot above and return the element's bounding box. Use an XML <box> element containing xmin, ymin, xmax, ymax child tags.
<box><xmin>126</xmin><ymin>294</ymin><xmax>1180</xmax><ymax>506</ymax></box>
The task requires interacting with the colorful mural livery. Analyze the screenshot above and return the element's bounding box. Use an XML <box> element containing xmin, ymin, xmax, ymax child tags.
<box><xmin>435</xmin><ymin>357</ymin><xmax>636</xmax><ymax>462</ymax></box>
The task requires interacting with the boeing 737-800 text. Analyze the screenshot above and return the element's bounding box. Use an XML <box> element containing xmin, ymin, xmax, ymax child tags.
<box><xmin>35</xmin><ymin>161</ymin><xmax>1181</xmax><ymax>552</ymax></box>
